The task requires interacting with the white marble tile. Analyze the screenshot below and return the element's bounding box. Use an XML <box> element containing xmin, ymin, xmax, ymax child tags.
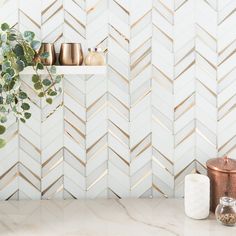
<box><xmin>0</xmin><ymin>199</ymin><xmax>235</xmax><ymax>236</ymax></box>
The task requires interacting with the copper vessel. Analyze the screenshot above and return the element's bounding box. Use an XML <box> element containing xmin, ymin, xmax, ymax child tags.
<box><xmin>59</xmin><ymin>43</ymin><xmax>83</xmax><ymax>65</ymax></box>
<box><xmin>206</xmin><ymin>156</ymin><xmax>236</xmax><ymax>212</ymax></box>
<box><xmin>38</xmin><ymin>43</ymin><xmax>56</xmax><ymax>65</ymax></box>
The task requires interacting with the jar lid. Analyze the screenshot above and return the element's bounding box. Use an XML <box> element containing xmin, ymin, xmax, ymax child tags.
<box><xmin>206</xmin><ymin>157</ymin><xmax>236</xmax><ymax>173</ymax></box>
<box><xmin>220</xmin><ymin>197</ymin><xmax>236</xmax><ymax>206</ymax></box>
<box><xmin>88</xmin><ymin>47</ymin><xmax>102</xmax><ymax>52</ymax></box>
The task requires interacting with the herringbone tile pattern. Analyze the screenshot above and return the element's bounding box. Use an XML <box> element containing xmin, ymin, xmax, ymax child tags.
<box><xmin>0</xmin><ymin>0</ymin><xmax>235</xmax><ymax>199</ymax></box>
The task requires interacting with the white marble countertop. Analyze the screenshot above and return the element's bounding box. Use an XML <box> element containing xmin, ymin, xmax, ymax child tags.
<box><xmin>0</xmin><ymin>199</ymin><xmax>235</xmax><ymax>236</ymax></box>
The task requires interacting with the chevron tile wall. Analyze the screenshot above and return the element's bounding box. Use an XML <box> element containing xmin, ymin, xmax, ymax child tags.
<box><xmin>0</xmin><ymin>0</ymin><xmax>236</xmax><ymax>200</ymax></box>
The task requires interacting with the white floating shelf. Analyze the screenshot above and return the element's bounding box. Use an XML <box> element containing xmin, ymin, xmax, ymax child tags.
<box><xmin>21</xmin><ymin>66</ymin><xmax>107</xmax><ymax>75</ymax></box>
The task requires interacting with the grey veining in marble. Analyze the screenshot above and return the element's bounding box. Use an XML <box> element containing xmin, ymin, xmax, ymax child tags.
<box><xmin>0</xmin><ymin>199</ymin><xmax>235</xmax><ymax>236</ymax></box>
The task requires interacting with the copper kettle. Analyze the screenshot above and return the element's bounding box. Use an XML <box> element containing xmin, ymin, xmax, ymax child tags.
<box><xmin>206</xmin><ymin>156</ymin><xmax>236</xmax><ymax>212</ymax></box>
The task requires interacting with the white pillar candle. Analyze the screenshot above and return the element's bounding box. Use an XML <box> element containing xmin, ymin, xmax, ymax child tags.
<box><xmin>184</xmin><ymin>174</ymin><xmax>210</xmax><ymax>219</ymax></box>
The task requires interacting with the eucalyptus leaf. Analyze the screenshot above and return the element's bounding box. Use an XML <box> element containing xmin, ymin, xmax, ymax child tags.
<box><xmin>0</xmin><ymin>125</ymin><xmax>6</xmax><ymax>135</ymax></box>
<box><xmin>19</xmin><ymin>91</ymin><xmax>27</xmax><ymax>99</ymax></box>
<box><xmin>6</xmin><ymin>68</ymin><xmax>15</xmax><ymax>77</ymax></box>
<box><xmin>32</xmin><ymin>74</ymin><xmax>40</xmax><ymax>83</ymax></box>
<box><xmin>38</xmin><ymin>92</ymin><xmax>44</xmax><ymax>97</ymax></box>
<box><xmin>40</xmin><ymin>52</ymin><xmax>49</xmax><ymax>59</ymax></box>
<box><xmin>8</xmin><ymin>33</ymin><xmax>16</xmax><ymax>41</ymax></box>
<box><xmin>16</xmin><ymin>60</ymin><xmax>25</xmax><ymax>72</ymax></box>
<box><xmin>1</xmin><ymin>23</ymin><xmax>9</xmax><ymax>31</ymax></box>
<box><xmin>55</xmin><ymin>75</ymin><xmax>62</xmax><ymax>83</ymax></box>
<box><xmin>0</xmin><ymin>139</ymin><xmax>6</xmax><ymax>148</ymax></box>
<box><xmin>58</xmin><ymin>87</ymin><xmax>62</xmax><ymax>93</ymax></box>
<box><xmin>30</xmin><ymin>40</ymin><xmax>41</xmax><ymax>50</ymax></box>
<box><xmin>0</xmin><ymin>22</ymin><xmax>62</xmax><ymax>148</ymax></box>
<box><xmin>12</xmin><ymin>106</ymin><xmax>17</xmax><ymax>113</ymax></box>
<box><xmin>3</xmin><ymin>73</ymin><xmax>12</xmax><ymax>83</ymax></box>
<box><xmin>21</xmin><ymin>103</ymin><xmax>30</xmax><ymax>110</ymax></box>
<box><xmin>50</xmin><ymin>65</ymin><xmax>56</xmax><ymax>74</ymax></box>
<box><xmin>2</xmin><ymin>43</ymin><xmax>10</xmax><ymax>53</ymax></box>
<box><xmin>2</xmin><ymin>60</ymin><xmax>11</xmax><ymax>72</ymax></box>
<box><xmin>0</xmin><ymin>52</ymin><xmax>4</xmax><ymax>63</ymax></box>
<box><xmin>36</xmin><ymin>63</ymin><xmax>44</xmax><ymax>70</ymax></box>
<box><xmin>20</xmin><ymin>118</ymin><xmax>26</xmax><ymax>123</ymax></box>
<box><xmin>6</xmin><ymin>94</ymin><xmax>14</xmax><ymax>104</ymax></box>
<box><xmin>24</xmin><ymin>112</ymin><xmax>31</xmax><ymax>119</ymax></box>
<box><xmin>42</xmin><ymin>79</ymin><xmax>51</xmax><ymax>86</ymax></box>
<box><xmin>34</xmin><ymin>82</ymin><xmax>43</xmax><ymax>90</ymax></box>
<box><xmin>48</xmin><ymin>91</ymin><xmax>57</xmax><ymax>96</ymax></box>
<box><xmin>46</xmin><ymin>98</ymin><xmax>52</xmax><ymax>104</ymax></box>
<box><xmin>1</xmin><ymin>33</ymin><xmax>7</xmax><ymax>42</ymax></box>
<box><xmin>0</xmin><ymin>116</ymin><xmax>7</xmax><ymax>123</ymax></box>
<box><xmin>0</xmin><ymin>106</ymin><xmax>7</xmax><ymax>113</ymax></box>
<box><xmin>23</xmin><ymin>31</ymin><xmax>35</xmax><ymax>41</ymax></box>
<box><xmin>14</xmin><ymin>44</ymin><xmax>24</xmax><ymax>56</ymax></box>
<box><xmin>23</xmin><ymin>45</ymin><xmax>35</xmax><ymax>63</ymax></box>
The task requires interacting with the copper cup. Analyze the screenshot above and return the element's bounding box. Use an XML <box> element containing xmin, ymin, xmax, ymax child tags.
<box><xmin>38</xmin><ymin>43</ymin><xmax>56</xmax><ymax>65</ymax></box>
<box><xmin>59</xmin><ymin>43</ymin><xmax>83</xmax><ymax>65</ymax></box>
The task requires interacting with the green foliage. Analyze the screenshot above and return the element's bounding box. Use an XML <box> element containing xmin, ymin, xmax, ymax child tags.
<box><xmin>38</xmin><ymin>92</ymin><xmax>44</xmax><ymax>98</ymax></box>
<box><xmin>34</xmin><ymin>82</ymin><xmax>43</xmax><ymax>90</ymax></box>
<box><xmin>14</xmin><ymin>44</ymin><xmax>24</xmax><ymax>56</ymax></box>
<box><xmin>46</xmin><ymin>98</ymin><xmax>52</xmax><ymax>104</ymax></box>
<box><xmin>50</xmin><ymin>65</ymin><xmax>56</xmax><ymax>74</ymax></box>
<box><xmin>20</xmin><ymin>118</ymin><xmax>26</xmax><ymax>123</ymax></box>
<box><xmin>24</xmin><ymin>112</ymin><xmax>31</xmax><ymax>119</ymax></box>
<box><xmin>21</xmin><ymin>103</ymin><xmax>30</xmax><ymax>110</ymax></box>
<box><xmin>55</xmin><ymin>75</ymin><xmax>62</xmax><ymax>83</ymax></box>
<box><xmin>0</xmin><ymin>139</ymin><xmax>6</xmax><ymax>148</ymax></box>
<box><xmin>0</xmin><ymin>22</ymin><xmax>63</xmax><ymax>148</ymax></box>
<box><xmin>0</xmin><ymin>125</ymin><xmax>6</xmax><ymax>134</ymax></box>
<box><xmin>1</xmin><ymin>23</ymin><xmax>9</xmax><ymax>31</ymax></box>
<box><xmin>48</xmin><ymin>91</ymin><xmax>57</xmax><ymax>96</ymax></box>
<box><xmin>42</xmin><ymin>79</ymin><xmax>51</xmax><ymax>86</ymax></box>
<box><xmin>16</xmin><ymin>60</ymin><xmax>25</xmax><ymax>72</ymax></box>
<box><xmin>40</xmin><ymin>52</ymin><xmax>49</xmax><ymax>59</ymax></box>
<box><xmin>36</xmin><ymin>62</ymin><xmax>44</xmax><ymax>70</ymax></box>
<box><xmin>30</xmin><ymin>40</ymin><xmax>41</xmax><ymax>50</ymax></box>
<box><xmin>0</xmin><ymin>116</ymin><xmax>7</xmax><ymax>123</ymax></box>
<box><xmin>32</xmin><ymin>74</ymin><xmax>40</xmax><ymax>83</ymax></box>
<box><xmin>23</xmin><ymin>31</ymin><xmax>35</xmax><ymax>42</ymax></box>
<box><xmin>19</xmin><ymin>91</ymin><xmax>27</xmax><ymax>99</ymax></box>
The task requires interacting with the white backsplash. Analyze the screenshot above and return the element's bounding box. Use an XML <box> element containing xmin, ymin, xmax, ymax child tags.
<box><xmin>0</xmin><ymin>0</ymin><xmax>235</xmax><ymax>200</ymax></box>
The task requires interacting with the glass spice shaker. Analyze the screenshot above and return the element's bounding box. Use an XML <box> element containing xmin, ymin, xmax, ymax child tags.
<box><xmin>84</xmin><ymin>48</ymin><xmax>105</xmax><ymax>66</ymax></box>
<box><xmin>215</xmin><ymin>197</ymin><xmax>236</xmax><ymax>226</ymax></box>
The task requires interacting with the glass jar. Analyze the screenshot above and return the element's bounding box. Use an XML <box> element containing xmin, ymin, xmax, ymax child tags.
<box><xmin>85</xmin><ymin>48</ymin><xmax>105</xmax><ymax>66</ymax></box>
<box><xmin>215</xmin><ymin>197</ymin><xmax>236</xmax><ymax>226</ymax></box>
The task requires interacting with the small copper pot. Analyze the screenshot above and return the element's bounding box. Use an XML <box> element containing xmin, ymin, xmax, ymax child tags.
<box><xmin>59</xmin><ymin>43</ymin><xmax>83</xmax><ymax>65</ymax></box>
<box><xmin>206</xmin><ymin>156</ymin><xmax>236</xmax><ymax>212</ymax></box>
<box><xmin>38</xmin><ymin>43</ymin><xmax>56</xmax><ymax>65</ymax></box>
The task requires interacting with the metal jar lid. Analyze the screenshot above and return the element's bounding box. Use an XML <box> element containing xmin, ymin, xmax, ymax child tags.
<box><xmin>88</xmin><ymin>47</ymin><xmax>102</xmax><ymax>52</ymax></box>
<box><xmin>206</xmin><ymin>156</ymin><xmax>236</xmax><ymax>173</ymax></box>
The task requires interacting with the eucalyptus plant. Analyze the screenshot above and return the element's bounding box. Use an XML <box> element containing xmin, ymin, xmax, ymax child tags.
<box><xmin>0</xmin><ymin>23</ymin><xmax>62</xmax><ymax>148</ymax></box>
